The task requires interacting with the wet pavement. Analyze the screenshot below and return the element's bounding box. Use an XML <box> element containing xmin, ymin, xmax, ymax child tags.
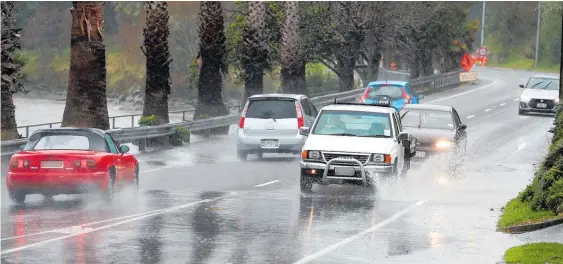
<box><xmin>2</xmin><ymin>67</ymin><xmax>562</xmax><ymax>263</ymax></box>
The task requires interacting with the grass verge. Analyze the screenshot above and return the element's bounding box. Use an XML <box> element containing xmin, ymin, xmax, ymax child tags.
<box><xmin>487</xmin><ymin>58</ymin><xmax>560</xmax><ymax>73</ymax></box>
<box><xmin>498</xmin><ymin>198</ymin><xmax>562</xmax><ymax>229</ymax></box>
<box><xmin>504</xmin><ymin>242</ymin><xmax>563</xmax><ymax>264</ymax></box>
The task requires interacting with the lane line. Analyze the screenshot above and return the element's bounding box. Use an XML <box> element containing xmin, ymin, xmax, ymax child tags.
<box><xmin>500</xmin><ymin>103</ymin><xmax>506</xmax><ymax>107</ymax></box>
<box><xmin>466</xmin><ymin>115</ymin><xmax>475</xmax><ymax>119</ymax></box>
<box><xmin>484</xmin><ymin>108</ymin><xmax>492</xmax><ymax>112</ymax></box>
<box><xmin>292</xmin><ymin>200</ymin><xmax>425</xmax><ymax>264</ymax></box>
<box><xmin>254</xmin><ymin>180</ymin><xmax>281</xmax><ymax>187</ymax></box>
<box><xmin>1</xmin><ymin>192</ymin><xmax>237</xmax><ymax>255</ymax></box>
<box><xmin>514</xmin><ymin>98</ymin><xmax>519</xmax><ymax>101</ymax></box>
<box><xmin>427</xmin><ymin>81</ymin><xmax>497</xmax><ymax>104</ymax></box>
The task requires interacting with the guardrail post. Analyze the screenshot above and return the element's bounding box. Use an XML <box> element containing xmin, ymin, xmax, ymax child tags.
<box><xmin>205</xmin><ymin>128</ymin><xmax>211</xmax><ymax>138</ymax></box>
<box><xmin>26</xmin><ymin>127</ymin><xmax>29</xmax><ymax>138</ymax></box>
<box><xmin>139</xmin><ymin>138</ymin><xmax>146</xmax><ymax>152</ymax></box>
<box><xmin>131</xmin><ymin>116</ymin><xmax>134</xmax><ymax>127</ymax></box>
<box><xmin>112</xmin><ymin>118</ymin><xmax>116</xmax><ymax>129</ymax></box>
<box><xmin>182</xmin><ymin>112</ymin><xmax>186</xmax><ymax>121</ymax></box>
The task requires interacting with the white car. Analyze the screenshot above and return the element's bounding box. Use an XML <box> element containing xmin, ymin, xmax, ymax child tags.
<box><xmin>518</xmin><ymin>75</ymin><xmax>560</xmax><ymax>115</ymax></box>
<box><xmin>237</xmin><ymin>94</ymin><xmax>318</xmax><ymax>160</ymax></box>
<box><xmin>298</xmin><ymin>100</ymin><xmax>416</xmax><ymax>192</ymax></box>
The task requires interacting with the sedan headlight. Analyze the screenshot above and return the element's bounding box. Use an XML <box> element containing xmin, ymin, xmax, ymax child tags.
<box><xmin>555</xmin><ymin>98</ymin><xmax>560</xmax><ymax>104</ymax></box>
<box><xmin>520</xmin><ymin>95</ymin><xmax>530</xmax><ymax>102</ymax></box>
<box><xmin>302</xmin><ymin>150</ymin><xmax>322</xmax><ymax>160</ymax></box>
<box><xmin>371</xmin><ymin>153</ymin><xmax>391</xmax><ymax>163</ymax></box>
<box><xmin>434</xmin><ymin>140</ymin><xmax>454</xmax><ymax>149</ymax></box>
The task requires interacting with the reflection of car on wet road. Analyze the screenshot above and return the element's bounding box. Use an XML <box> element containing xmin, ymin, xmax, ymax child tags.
<box><xmin>237</xmin><ymin>94</ymin><xmax>318</xmax><ymax>160</ymax></box>
<box><xmin>399</xmin><ymin>104</ymin><xmax>467</xmax><ymax>171</ymax></box>
<box><xmin>518</xmin><ymin>75</ymin><xmax>560</xmax><ymax>115</ymax></box>
<box><xmin>6</xmin><ymin>128</ymin><xmax>139</xmax><ymax>204</ymax></box>
<box><xmin>299</xmin><ymin>100</ymin><xmax>415</xmax><ymax>192</ymax></box>
<box><xmin>359</xmin><ymin>81</ymin><xmax>424</xmax><ymax>111</ymax></box>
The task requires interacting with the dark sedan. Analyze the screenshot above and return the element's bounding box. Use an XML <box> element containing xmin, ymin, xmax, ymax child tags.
<box><xmin>399</xmin><ymin>104</ymin><xmax>468</xmax><ymax>170</ymax></box>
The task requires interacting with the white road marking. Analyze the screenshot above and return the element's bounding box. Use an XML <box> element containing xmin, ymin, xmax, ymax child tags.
<box><xmin>500</xmin><ymin>103</ymin><xmax>506</xmax><ymax>106</ymax></box>
<box><xmin>292</xmin><ymin>200</ymin><xmax>425</xmax><ymax>264</ymax></box>
<box><xmin>254</xmin><ymin>180</ymin><xmax>281</xmax><ymax>187</ymax></box>
<box><xmin>484</xmin><ymin>108</ymin><xmax>492</xmax><ymax>112</ymax></box>
<box><xmin>466</xmin><ymin>115</ymin><xmax>475</xmax><ymax>119</ymax></box>
<box><xmin>427</xmin><ymin>81</ymin><xmax>497</xmax><ymax>104</ymax></box>
<box><xmin>1</xmin><ymin>192</ymin><xmax>236</xmax><ymax>255</ymax></box>
<box><xmin>514</xmin><ymin>98</ymin><xmax>519</xmax><ymax>101</ymax></box>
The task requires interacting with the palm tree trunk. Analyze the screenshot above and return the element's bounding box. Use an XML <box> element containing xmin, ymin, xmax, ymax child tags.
<box><xmin>61</xmin><ymin>1</ymin><xmax>109</xmax><ymax>130</ymax></box>
<box><xmin>280</xmin><ymin>1</ymin><xmax>303</xmax><ymax>94</ymax></box>
<box><xmin>241</xmin><ymin>1</ymin><xmax>269</xmax><ymax>102</ymax></box>
<box><xmin>1</xmin><ymin>91</ymin><xmax>18</xmax><ymax>140</ymax></box>
<box><xmin>142</xmin><ymin>1</ymin><xmax>171</xmax><ymax>125</ymax></box>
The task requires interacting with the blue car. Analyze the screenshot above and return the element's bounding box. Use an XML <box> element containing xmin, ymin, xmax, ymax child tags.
<box><xmin>359</xmin><ymin>81</ymin><xmax>424</xmax><ymax>110</ymax></box>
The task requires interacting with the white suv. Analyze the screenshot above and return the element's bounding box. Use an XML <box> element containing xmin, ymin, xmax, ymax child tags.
<box><xmin>299</xmin><ymin>100</ymin><xmax>416</xmax><ymax>192</ymax></box>
<box><xmin>237</xmin><ymin>94</ymin><xmax>318</xmax><ymax>160</ymax></box>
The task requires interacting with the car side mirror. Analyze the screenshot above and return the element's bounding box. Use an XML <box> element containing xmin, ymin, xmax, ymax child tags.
<box><xmin>299</xmin><ymin>127</ymin><xmax>310</xmax><ymax>136</ymax></box>
<box><xmin>459</xmin><ymin>124</ymin><xmax>467</xmax><ymax>130</ymax></box>
<box><xmin>120</xmin><ymin>145</ymin><xmax>130</xmax><ymax>153</ymax></box>
<box><xmin>519</xmin><ymin>84</ymin><xmax>525</xmax><ymax>88</ymax></box>
<box><xmin>417</xmin><ymin>94</ymin><xmax>425</xmax><ymax>100</ymax></box>
<box><xmin>399</xmin><ymin>132</ymin><xmax>409</xmax><ymax>141</ymax></box>
<box><xmin>19</xmin><ymin>145</ymin><xmax>25</xmax><ymax>151</ymax></box>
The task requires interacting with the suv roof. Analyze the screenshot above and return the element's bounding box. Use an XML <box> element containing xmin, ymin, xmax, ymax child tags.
<box><xmin>248</xmin><ymin>94</ymin><xmax>306</xmax><ymax>100</ymax></box>
<box><xmin>321</xmin><ymin>103</ymin><xmax>397</xmax><ymax>114</ymax></box>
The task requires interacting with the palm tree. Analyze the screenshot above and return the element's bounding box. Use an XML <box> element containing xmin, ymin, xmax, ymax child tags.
<box><xmin>194</xmin><ymin>1</ymin><xmax>228</xmax><ymax>125</ymax></box>
<box><xmin>1</xmin><ymin>1</ymin><xmax>25</xmax><ymax>140</ymax></box>
<box><xmin>61</xmin><ymin>1</ymin><xmax>109</xmax><ymax>130</ymax></box>
<box><xmin>280</xmin><ymin>1</ymin><xmax>306</xmax><ymax>94</ymax></box>
<box><xmin>241</xmin><ymin>1</ymin><xmax>269</xmax><ymax>102</ymax></box>
<box><xmin>141</xmin><ymin>1</ymin><xmax>171</xmax><ymax>124</ymax></box>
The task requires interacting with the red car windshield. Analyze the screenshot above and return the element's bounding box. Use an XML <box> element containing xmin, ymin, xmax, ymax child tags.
<box><xmin>24</xmin><ymin>132</ymin><xmax>108</xmax><ymax>152</ymax></box>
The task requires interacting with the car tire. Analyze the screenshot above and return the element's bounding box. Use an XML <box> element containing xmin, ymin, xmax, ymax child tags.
<box><xmin>133</xmin><ymin>165</ymin><xmax>139</xmax><ymax>193</ymax></box>
<box><xmin>518</xmin><ymin>109</ymin><xmax>526</xmax><ymax>115</ymax></box>
<box><xmin>9</xmin><ymin>190</ymin><xmax>26</xmax><ymax>205</ymax></box>
<box><xmin>237</xmin><ymin>149</ymin><xmax>248</xmax><ymax>160</ymax></box>
<box><xmin>104</xmin><ymin>169</ymin><xmax>115</xmax><ymax>203</ymax></box>
<box><xmin>300</xmin><ymin>175</ymin><xmax>313</xmax><ymax>193</ymax></box>
<box><xmin>256</xmin><ymin>152</ymin><xmax>264</xmax><ymax>159</ymax></box>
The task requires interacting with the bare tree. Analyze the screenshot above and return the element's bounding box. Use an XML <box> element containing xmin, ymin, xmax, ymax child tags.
<box><xmin>141</xmin><ymin>1</ymin><xmax>171</xmax><ymax>125</ymax></box>
<box><xmin>61</xmin><ymin>1</ymin><xmax>109</xmax><ymax>129</ymax></box>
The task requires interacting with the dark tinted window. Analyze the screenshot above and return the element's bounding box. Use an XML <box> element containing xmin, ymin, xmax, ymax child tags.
<box><xmin>300</xmin><ymin>99</ymin><xmax>312</xmax><ymax>116</ymax></box>
<box><xmin>246</xmin><ymin>98</ymin><xmax>297</xmax><ymax>119</ymax></box>
<box><xmin>401</xmin><ymin>109</ymin><xmax>455</xmax><ymax>130</ymax></box>
<box><xmin>367</xmin><ymin>85</ymin><xmax>404</xmax><ymax>100</ymax></box>
<box><xmin>25</xmin><ymin>131</ymin><xmax>108</xmax><ymax>151</ymax></box>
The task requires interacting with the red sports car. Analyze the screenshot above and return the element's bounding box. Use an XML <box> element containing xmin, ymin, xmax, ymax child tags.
<box><xmin>6</xmin><ymin>127</ymin><xmax>139</xmax><ymax>204</ymax></box>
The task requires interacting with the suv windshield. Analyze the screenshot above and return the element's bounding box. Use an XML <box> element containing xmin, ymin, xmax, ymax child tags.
<box><xmin>24</xmin><ymin>132</ymin><xmax>108</xmax><ymax>151</ymax></box>
<box><xmin>312</xmin><ymin>110</ymin><xmax>392</xmax><ymax>138</ymax></box>
<box><xmin>526</xmin><ymin>78</ymin><xmax>560</xmax><ymax>90</ymax></box>
<box><xmin>246</xmin><ymin>98</ymin><xmax>297</xmax><ymax>119</ymax></box>
<box><xmin>401</xmin><ymin>109</ymin><xmax>455</xmax><ymax>130</ymax></box>
<box><xmin>367</xmin><ymin>85</ymin><xmax>404</xmax><ymax>100</ymax></box>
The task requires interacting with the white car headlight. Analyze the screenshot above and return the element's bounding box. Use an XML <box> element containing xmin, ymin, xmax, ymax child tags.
<box><xmin>371</xmin><ymin>153</ymin><xmax>390</xmax><ymax>163</ymax></box>
<box><xmin>555</xmin><ymin>98</ymin><xmax>560</xmax><ymax>104</ymax></box>
<box><xmin>520</xmin><ymin>95</ymin><xmax>530</xmax><ymax>102</ymax></box>
<box><xmin>434</xmin><ymin>140</ymin><xmax>454</xmax><ymax>149</ymax></box>
<box><xmin>304</xmin><ymin>150</ymin><xmax>321</xmax><ymax>160</ymax></box>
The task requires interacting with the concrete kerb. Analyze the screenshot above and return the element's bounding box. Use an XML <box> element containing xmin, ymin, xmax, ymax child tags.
<box><xmin>498</xmin><ymin>217</ymin><xmax>563</xmax><ymax>234</ymax></box>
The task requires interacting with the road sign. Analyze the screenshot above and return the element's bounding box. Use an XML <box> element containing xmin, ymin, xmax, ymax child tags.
<box><xmin>478</xmin><ymin>47</ymin><xmax>488</xmax><ymax>57</ymax></box>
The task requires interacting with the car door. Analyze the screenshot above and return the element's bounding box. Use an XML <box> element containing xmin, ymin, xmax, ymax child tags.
<box><xmin>104</xmin><ymin>134</ymin><xmax>125</xmax><ymax>183</ymax></box>
<box><xmin>108</xmin><ymin>133</ymin><xmax>137</xmax><ymax>181</ymax></box>
<box><xmin>391</xmin><ymin>112</ymin><xmax>404</xmax><ymax>167</ymax></box>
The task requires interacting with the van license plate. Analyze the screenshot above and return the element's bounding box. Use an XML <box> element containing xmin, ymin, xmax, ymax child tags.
<box><xmin>334</xmin><ymin>166</ymin><xmax>355</xmax><ymax>176</ymax></box>
<box><xmin>537</xmin><ymin>103</ymin><xmax>547</xmax><ymax>108</ymax></box>
<box><xmin>415</xmin><ymin>151</ymin><xmax>426</xmax><ymax>158</ymax></box>
<box><xmin>261</xmin><ymin>140</ymin><xmax>279</xmax><ymax>148</ymax></box>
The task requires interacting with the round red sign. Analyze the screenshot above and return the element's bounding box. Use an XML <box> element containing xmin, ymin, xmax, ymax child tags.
<box><xmin>478</xmin><ymin>47</ymin><xmax>488</xmax><ymax>57</ymax></box>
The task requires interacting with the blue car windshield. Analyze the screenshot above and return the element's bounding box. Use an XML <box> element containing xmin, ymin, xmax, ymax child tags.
<box><xmin>312</xmin><ymin>110</ymin><xmax>392</xmax><ymax>138</ymax></box>
<box><xmin>367</xmin><ymin>85</ymin><xmax>404</xmax><ymax>100</ymax></box>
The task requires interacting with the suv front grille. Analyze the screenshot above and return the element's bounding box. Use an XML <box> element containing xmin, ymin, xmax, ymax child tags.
<box><xmin>529</xmin><ymin>99</ymin><xmax>555</xmax><ymax>109</ymax></box>
<box><xmin>322</xmin><ymin>152</ymin><xmax>370</xmax><ymax>165</ymax></box>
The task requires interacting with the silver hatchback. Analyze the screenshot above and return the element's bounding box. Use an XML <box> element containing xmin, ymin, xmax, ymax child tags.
<box><xmin>237</xmin><ymin>94</ymin><xmax>318</xmax><ymax>160</ymax></box>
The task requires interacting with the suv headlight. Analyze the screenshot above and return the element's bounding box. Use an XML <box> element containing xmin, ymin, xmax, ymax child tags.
<box><xmin>555</xmin><ymin>98</ymin><xmax>560</xmax><ymax>104</ymax></box>
<box><xmin>520</xmin><ymin>95</ymin><xmax>530</xmax><ymax>102</ymax></box>
<box><xmin>371</xmin><ymin>153</ymin><xmax>391</xmax><ymax>163</ymax></box>
<box><xmin>302</xmin><ymin>150</ymin><xmax>322</xmax><ymax>160</ymax></box>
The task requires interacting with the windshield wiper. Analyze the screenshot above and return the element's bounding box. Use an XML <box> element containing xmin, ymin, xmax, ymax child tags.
<box><xmin>326</xmin><ymin>133</ymin><xmax>358</xmax><ymax>136</ymax></box>
<box><xmin>539</xmin><ymin>81</ymin><xmax>553</xmax><ymax>90</ymax></box>
<box><xmin>529</xmin><ymin>81</ymin><xmax>545</xmax><ymax>88</ymax></box>
<box><xmin>257</xmin><ymin>113</ymin><xmax>276</xmax><ymax>122</ymax></box>
<box><xmin>359</xmin><ymin>135</ymin><xmax>389</xmax><ymax>138</ymax></box>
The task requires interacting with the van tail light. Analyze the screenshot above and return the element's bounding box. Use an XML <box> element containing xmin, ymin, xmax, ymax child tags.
<box><xmin>360</xmin><ymin>88</ymin><xmax>370</xmax><ymax>103</ymax></box>
<box><xmin>296</xmin><ymin>102</ymin><xmax>304</xmax><ymax>128</ymax></box>
<box><xmin>402</xmin><ymin>88</ymin><xmax>411</xmax><ymax>104</ymax></box>
<box><xmin>74</xmin><ymin>159</ymin><xmax>96</xmax><ymax>169</ymax></box>
<box><xmin>11</xmin><ymin>158</ymin><xmax>29</xmax><ymax>169</ymax></box>
<box><xmin>239</xmin><ymin>101</ymin><xmax>250</xmax><ymax>129</ymax></box>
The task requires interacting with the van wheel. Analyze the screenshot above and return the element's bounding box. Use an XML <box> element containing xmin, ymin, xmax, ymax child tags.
<box><xmin>256</xmin><ymin>152</ymin><xmax>264</xmax><ymax>159</ymax></box>
<box><xmin>237</xmin><ymin>149</ymin><xmax>248</xmax><ymax>160</ymax></box>
<box><xmin>300</xmin><ymin>175</ymin><xmax>313</xmax><ymax>193</ymax></box>
<box><xmin>10</xmin><ymin>190</ymin><xmax>26</xmax><ymax>205</ymax></box>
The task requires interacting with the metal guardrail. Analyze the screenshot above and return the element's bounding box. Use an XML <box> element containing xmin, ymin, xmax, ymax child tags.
<box><xmin>1</xmin><ymin>70</ymin><xmax>475</xmax><ymax>157</ymax></box>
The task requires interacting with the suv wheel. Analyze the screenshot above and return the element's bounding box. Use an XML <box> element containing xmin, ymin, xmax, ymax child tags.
<box><xmin>300</xmin><ymin>175</ymin><xmax>313</xmax><ymax>193</ymax></box>
<box><xmin>518</xmin><ymin>109</ymin><xmax>526</xmax><ymax>115</ymax></box>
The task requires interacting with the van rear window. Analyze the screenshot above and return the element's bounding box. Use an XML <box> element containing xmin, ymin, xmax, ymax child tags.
<box><xmin>246</xmin><ymin>98</ymin><xmax>297</xmax><ymax>119</ymax></box>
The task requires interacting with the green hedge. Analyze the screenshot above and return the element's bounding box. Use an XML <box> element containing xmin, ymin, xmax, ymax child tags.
<box><xmin>518</xmin><ymin>104</ymin><xmax>563</xmax><ymax>214</ymax></box>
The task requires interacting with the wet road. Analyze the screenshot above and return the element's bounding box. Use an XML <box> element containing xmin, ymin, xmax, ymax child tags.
<box><xmin>2</xmin><ymin>67</ymin><xmax>562</xmax><ymax>263</ymax></box>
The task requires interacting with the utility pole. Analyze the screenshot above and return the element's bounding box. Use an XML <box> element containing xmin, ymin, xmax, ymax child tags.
<box><xmin>534</xmin><ymin>1</ymin><xmax>541</xmax><ymax>68</ymax></box>
<box><xmin>480</xmin><ymin>1</ymin><xmax>486</xmax><ymax>47</ymax></box>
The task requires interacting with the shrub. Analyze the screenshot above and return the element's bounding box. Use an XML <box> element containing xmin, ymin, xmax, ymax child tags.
<box><xmin>170</xmin><ymin>126</ymin><xmax>190</xmax><ymax>146</ymax></box>
<box><xmin>138</xmin><ymin>115</ymin><xmax>158</xmax><ymax>126</ymax></box>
